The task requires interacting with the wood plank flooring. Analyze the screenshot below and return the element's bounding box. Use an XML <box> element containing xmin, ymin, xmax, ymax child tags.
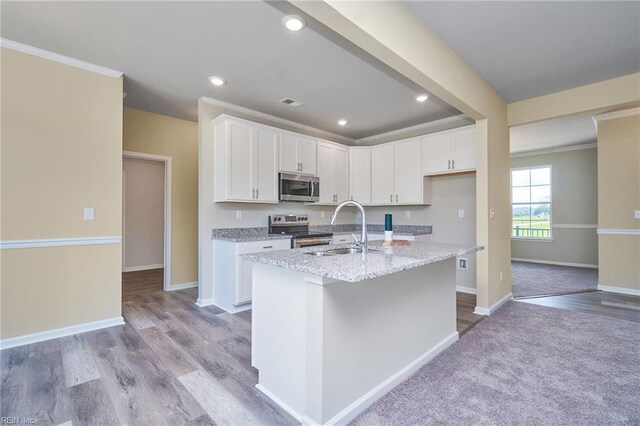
<box><xmin>519</xmin><ymin>290</ymin><xmax>640</xmax><ymax>323</ymax></box>
<box><xmin>1</xmin><ymin>269</ymin><xmax>485</xmax><ymax>425</ymax></box>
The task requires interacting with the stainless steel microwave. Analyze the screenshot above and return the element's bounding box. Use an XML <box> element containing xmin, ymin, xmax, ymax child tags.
<box><xmin>279</xmin><ymin>173</ymin><xmax>319</xmax><ymax>202</ymax></box>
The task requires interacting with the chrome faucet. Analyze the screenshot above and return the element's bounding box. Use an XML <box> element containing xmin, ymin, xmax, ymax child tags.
<box><xmin>331</xmin><ymin>200</ymin><xmax>368</xmax><ymax>253</ymax></box>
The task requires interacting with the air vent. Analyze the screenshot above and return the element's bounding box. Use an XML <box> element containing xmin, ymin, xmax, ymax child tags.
<box><xmin>280</xmin><ymin>98</ymin><xmax>303</xmax><ymax>107</ymax></box>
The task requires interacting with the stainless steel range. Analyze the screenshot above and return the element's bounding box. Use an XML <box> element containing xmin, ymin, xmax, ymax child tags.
<box><xmin>268</xmin><ymin>214</ymin><xmax>333</xmax><ymax>249</ymax></box>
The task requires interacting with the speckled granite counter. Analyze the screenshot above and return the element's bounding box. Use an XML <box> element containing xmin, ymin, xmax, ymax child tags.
<box><xmin>243</xmin><ymin>241</ymin><xmax>482</xmax><ymax>283</ymax></box>
<box><xmin>211</xmin><ymin>227</ymin><xmax>291</xmax><ymax>242</ymax></box>
<box><xmin>311</xmin><ymin>224</ymin><xmax>432</xmax><ymax>236</ymax></box>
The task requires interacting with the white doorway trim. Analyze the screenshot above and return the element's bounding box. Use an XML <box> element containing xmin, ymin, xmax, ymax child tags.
<box><xmin>123</xmin><ymin>151</ymin><xmax>172</xmax><ymax>291</ymax></box>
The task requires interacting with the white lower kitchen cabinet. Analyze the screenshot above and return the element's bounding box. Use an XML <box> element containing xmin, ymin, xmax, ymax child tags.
<box><xmin>213</xmin><ymin>238</ymin><xmax>291</xmax><ymax>312</ymax></box>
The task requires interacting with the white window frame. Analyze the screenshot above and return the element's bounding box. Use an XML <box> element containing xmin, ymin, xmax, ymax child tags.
<box><xmin>511</xmin><ymin>165</ymin><xmax>553</xmax><ymax>241</ymax></box>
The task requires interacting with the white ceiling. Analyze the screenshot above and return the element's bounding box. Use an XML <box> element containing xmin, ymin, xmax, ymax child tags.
<box><xmin>0</xmin><ymin>1</ymin><xmax>461</xmax><ymax>139</ymax></box>
<box><xmin>510</xmin><ymin>113</ymin><xmax>597</xmax><ymax>154</ymax></box>
<box><xmin>406</xmin><ymin>1</ymin><xmax>640</xmax><ymax>102</ymax></box>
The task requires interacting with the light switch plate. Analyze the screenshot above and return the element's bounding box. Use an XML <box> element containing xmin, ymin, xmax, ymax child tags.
<box><xmin>84</xmin><ymin>207</ymin><xmax>94</xmax><ymax>221</ymax></box>
<box><xmin>405</xmin><ymin>210</ymin><xmax>411</xmax><ymax>218</ymax></box>
<box><xmin>236</xmin><ymin>210</ymin><xmax>242</xmax><ymax>219</ymax></box>
<box><xmin>320</xmin><ymin>211</ymin><xmax>325</xmax><ymax>218</ymax></box>
<box><xmin>458</xmin><ymin>209</ymin><xmax>465</xmax><ymax>218</ymax></box>
<box><xmin>457</xmin><ymin>258</ymin><xmax>468</xmax><ymax>270</ymax></box>
<box><xmin>635</xmin><ymin>210</ymin><xmax>640</xmax><ymax>219</ymax></box>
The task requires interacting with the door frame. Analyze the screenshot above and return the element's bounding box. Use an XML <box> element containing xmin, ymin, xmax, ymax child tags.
<box><xmin>123</xmin><ymin>151</ymin><xmax>172</xmax><ymax>291</ymax></box>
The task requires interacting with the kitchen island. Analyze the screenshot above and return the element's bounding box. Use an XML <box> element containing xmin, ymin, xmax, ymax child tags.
<box><xmin>244</xmin><ymin>241</ymin><xmax>483</xmax><ymax>425</ymax></box>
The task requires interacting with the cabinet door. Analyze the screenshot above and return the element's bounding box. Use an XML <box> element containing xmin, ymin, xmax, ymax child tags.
<box><xmin>371</xmin><ymin>144</ymin><xmax>395</xmax><ymax>205</ymax></box>
<box><xmin>333</xmin><ymin>146</ymin><xmax>349</xmax><ymax>203</ymax></box>
<box><xmin>227</xmin><ymin>121</ymin><xmax>253</xmax><ymax>200</ymax></box>
<box><xmin>298</xmin><ymin>136</ymin><xmax>317</xmax><ymax>175</ymax></box>
<box><xmin>317</xmin><ymin>142</ymin><xmax>335</xmax><ymax>204</ymax></box>
<box><xmin>349</xmin><ymin>148</ymin><xmax>372</xmax><ymax>205</ymax></box>
<box><xmin>394</xmin><ymin>138</ymin><xmax>423</xmax><ymax>204</ymax></box>
<box><xmin>238</xmin><ymin>258</ymin><xmax>254</xmax><ymax>305</ymax></box>
<box><xmin>422</xmin><ymin>134</ymin><xmax>453</xmax><ymax>175</ymax></box>
<box><xmin>280</xmin><ymin>132</ymin><xmax>299</xmax><ymax>173</ymax></box>
<box><xmin>255</xmin><ymin>127</ymin><xmax>279</xmax><ymax>202</ymax></box>
<box><xmin>453</xmin><ymin>128</ymin><xmax>476</xmax><ymax>171</ymax></box>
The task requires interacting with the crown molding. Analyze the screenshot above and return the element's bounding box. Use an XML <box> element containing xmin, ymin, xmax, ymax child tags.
<box><xmin>1</xmin><ymin>38</ymin><xmax>123</xmax><ymax>78</ymax></box>
<box><xmin>510</xmin><ymin>142</ymin><xmax>597</xmax><ymax>158</ymax></box>
<box><xmin>355</xmin><ymin>114</ymin><xmax>472</xmax><ymax>145</ymax></box>
<box><xmin>593</xmin><ymin>107</ymin><xmax>640</xmax><ymax>123</ymax></box>
<box><xmin>200</xmin><ymin>96</ymin><xmax>355</xmax><ymax>145</ymax></box>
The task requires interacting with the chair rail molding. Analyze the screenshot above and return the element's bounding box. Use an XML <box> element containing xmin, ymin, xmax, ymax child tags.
<box><xmin>0</xmin><ymin>236</ymin><xmax>122</xmax><ymax>250</ymax></box>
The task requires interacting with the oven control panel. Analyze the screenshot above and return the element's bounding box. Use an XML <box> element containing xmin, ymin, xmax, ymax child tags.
<box><xmin>270</xmin><ymin>214</ymin><xmax>309</xmax><ymax>226</ymax></box>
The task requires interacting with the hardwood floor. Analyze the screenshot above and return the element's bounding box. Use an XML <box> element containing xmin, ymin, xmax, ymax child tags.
<box><xmin>1</xmin><ymin>270</ymin><xmax>485</xmax><ymax>425</ymax></box>
<box><xmin>519</xmin><ymin>290</ymin><xmax>640</xmax><ymax>323</ymax></box>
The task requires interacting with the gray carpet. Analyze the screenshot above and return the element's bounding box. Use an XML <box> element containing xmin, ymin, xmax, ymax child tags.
<box><xmin>351</xmin><ymin>301</ymin><xmax>640</xmax><ymax>426</ymax></box>
<box><xmin>512</xmin><ymin>261</ymin><xmax>598</xmax><ymax>298</ymax></box>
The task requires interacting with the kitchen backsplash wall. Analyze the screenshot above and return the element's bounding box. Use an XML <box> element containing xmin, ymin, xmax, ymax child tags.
<box><xmin>213</xmin><ymin>202</ymin><xmax>357</xmax><ymax>228</ymax></box>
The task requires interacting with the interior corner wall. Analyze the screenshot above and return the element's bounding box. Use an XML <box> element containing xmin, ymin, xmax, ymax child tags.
<box><xmin>597</xmin><ymin>113</ymin><xmax>640</xmax><ymax>293</ymax></box>
<box><xmin>0</xmin><ymin>48</ymin><xmax>123</xmax><ymax>340</ymax></box>
<box><xmin>511</xmin><ymin>147</ymin><xmax>598</xmax><ymax>267</ymax></box>
<box><xmin>123</xmin><ymin>107</ymin><xmax>198</xmax><ymax>287</ymax></box>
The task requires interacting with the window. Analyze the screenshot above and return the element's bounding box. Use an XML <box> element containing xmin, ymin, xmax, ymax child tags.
<box><xmin>511</xmin><ymin>166</ymin><xmax>552</xmax><ymax>239</ymax></box>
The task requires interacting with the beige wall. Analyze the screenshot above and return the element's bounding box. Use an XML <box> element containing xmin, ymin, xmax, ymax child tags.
<box><xmin>1</xmin><ymin>48</ymin><xmax>123</xmax><ymax>339</ymax></box>
<box><xmin>511</xmin><ymin>147</ymin><xmax>598</xmax><ymax>266</ymax></box>
<box><xmin>123</xmin><ymin>108</ymin><xmax>198</xmax><ymax>286</ymax></box>
<box><xmin>123</xmin><ymin>157</ymin><xmax>165</xmax><ymax>270</ymax></box>
<box><xmin>596</xmin><ymin>113</ymin><xmax>640</xmax><ymax>292</ymax></box>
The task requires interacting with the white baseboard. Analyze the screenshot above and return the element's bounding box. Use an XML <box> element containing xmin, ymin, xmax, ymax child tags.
<box><xmin>0</xmin><ymin>316</ymin><xmax>125</xmax><ymax>350</ymax></box>
<box><xmin>598</xmin><ymin>285</ymin><xmax>640</xmax><ymax>296</ymax></box>
<box><xmin>297</xmin><ymin>332</ymin><xmax>459</xmax><ymax>426</ymax></box>
<box><xmin>474</xmin><ymin>292</ymin><xmax>513</xmax><ymax>316</ymax></box>
<box><xmin>511</xmin><ymin>258</ymin><xmax>598</xmax><ymax>269</ymax></box>
<box><xmin>456</xmin><ymin>286</ymin><xmax>477</xmax><ymax>295</ymax></box>
<box><xmin>167</xmin><ymin>281</ymin><xmax>198</xmax><ymax>291</ymax></box>
<box><xmin>256</xmin><ymin>384</ymin><xmax>303</xmax><ymax>423</ymax></box>
<box><xmin>195</xmin><ymin>297</ymin><xmax>251</xmax><ymax>313</ymax></box>
<box><xmin>123</xmin><ymin>263</ymin><xmax>164</xmax><ymax>272</ymax></box>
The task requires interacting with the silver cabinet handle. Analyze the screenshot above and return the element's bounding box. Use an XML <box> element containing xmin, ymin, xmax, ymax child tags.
<box><xmin>262</xmin><ymin>245</ymin><xmax>273</xmax><ymax>249</ymax></box>
<box><xmin>256</xmin><ymin>188</ymin><xmax>259</xmax><ymax>199</ymax></box>
<box><xmin>452</xmin><ymin>159</ymin><xmax>455</xmax><ymax>169</ymax></box>
<box><xmin>390</xmin><ymin>194</ymin><xmax>393</xmax><ymax>203</ymax></box>
<box><xmin>252</xmin><ymin>188</ymin><xmax>255</xmax><ymax>199</ymax></box>
<box><xmin>396</xmin><ymin>194</ymin><xmax>398</xmax><ymax>203</ymax></box>
<box><xmin>350</xmin><ymin>195</ymin><xmax>353</xmax><ymax>200</ymax></box>
<box><xmin>448</xmin><ymin>160</ymin><xmax>451</xmax><ymax>170</ymax></box>
<box><xmin>300</xmin><ymin>162</ymin><xmax>303</xmax><ymax>172</ymax></box>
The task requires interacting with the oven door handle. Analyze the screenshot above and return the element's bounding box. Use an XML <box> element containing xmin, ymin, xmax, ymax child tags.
<box><xmin>296</xmin><ymin>238</ymin><xmax>331</xmax><ymax>248</ymax></box>
<box><xmin>309</xmin><ymin>179</ymin><xmax>314</xmax><ymax>199</ymax></box>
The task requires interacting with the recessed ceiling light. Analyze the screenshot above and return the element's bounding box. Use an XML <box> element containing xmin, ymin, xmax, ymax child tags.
<box><xmin>209</xmin><ymin>76</ymin><xmax>226</xmax><ymax>86</ymax></box>
<box><xmin>415</xmin><ymin>94</ymin><xmax>429</xmax><ymax>102</ymax></box>
<box><xmin>282</xmin><ymin>15</ymin><xmax>306</xmax><ymax>31</ymax></box>
<box><xmin>338</xmin><ymin>119</ymin><xmax>348</xmax><ymax>126</ymax></box>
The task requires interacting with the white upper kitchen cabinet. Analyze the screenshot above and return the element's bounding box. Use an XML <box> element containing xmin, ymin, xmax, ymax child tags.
<box><xmin>422</xmin><ymin>125</ymin><xmax>476</xmax><ymax>176</ymax></box>
<box><xmin>371</xmin><ymin>144</ymin><xmax>395</xmax><ymax>204</ymax></box>
<box><xmin>280</xmin><ymin>132</ymin><xmax>317</xmax><ymax>175</ymax></box>
<box><xmin>394</xmin><ymin>137</ymin><xmax>423</xmax><ymax>204</ymax></box>
<box><xmin>213</xmin><ymin>116</ymin><xmax>279</xmax><ymax>203</ymax></box>
<box><xmin>348</xmin><ymin>147</ymin><xmax>372</xmax><ymax>205</ymax></box>
<box><xmin>317</xmin><ymin>141</ymin><xmax>348</xmax><ymax>204</ymax></box>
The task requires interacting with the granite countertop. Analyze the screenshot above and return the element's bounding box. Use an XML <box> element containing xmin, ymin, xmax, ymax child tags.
<box><xmin>311</xmin><ymin>224</ymin><xmax>432</xmax><ymax>236</ymax></box>
<box><xmin>242</xmin><ymin>241</ymin><xmax>483</xmax><ymax>283</ymax></box>
<box><xmin>211</xmin><ymin>227</ymin><xmax>291</xmax><ymax>242</ymax></box>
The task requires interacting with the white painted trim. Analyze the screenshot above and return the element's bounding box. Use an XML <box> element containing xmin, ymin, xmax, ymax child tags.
<box><xmin>200</xmin><ymin>96</ymin><xmax>354</xmax><ymax>145</ymax></box>
<box><xmin>122</xmin><ymin>264</ymin><xmax>164</xmax><ymax>273</ymax></box>
<box><xmin>0</xmin><ymin>316</ymin><xmax>124</xmax><ymax>350</ymax></box>
<box><xmin>597</xmin><ymin>284</ymin><xmax>640</xmax><ymax>296</ymax></box>
<box><xmin>511</xmin><ymin>237</ymin><xmax>554</xmax><ymax>243</ymax></box>
<box><xmin>593</xmin><ymin>107</ymin><xmax>640</xmax><ymax>123</ymax></box>
<box><xmin>0</xmin><ymin>38</ymin><xmax>123</xmax><ymax>78</ymax></box>
<box><xmin>195</xmin><ymin>297</ymin><xmax>216</xmax><ymax>308</ymax></box>
<box><xmin>167</xmin><ymin>281</ymin><xmax>198</xmax><ymax>291</ymax></box>
<box><xmin>597</xmin><ymin>228</ymin><xmax>640</xmax><ymax>236</ymax></box>
<box><xmin>355</xmin><ymin>115</ymin><xmax>472</xmax><ymax>145</ymax></box>
<box><xmin>552</xmin><ymin>224</ymin><xmax>598</xmax><ymax>229</ymax></box>
<box><xmin>123</xmin><ymin>151</ymin><xmax>173</xmax><ymax>291</ymax></box>
<box><xmin>511</xmin><ymin>258</ymin><xmax>598</xmax><ymax>269</ymax></box>
<box><xmin>0</xmin><ymin>236</ymin><xmax>121</xmax><ymax>250</ymax></box>
<box><xmin>510</xmin><ymin>142</ymin><xmax>597</xmax><ymax>158</ymax></box>
<box><xmin>456</xmin><ymin>286</ymin><xmax>477</xmax><ymax>295</ymax></box>
<box><xmin>474</xmin><ymin>292</ymin><xmax>512</xmax><ymax>316</ymax></box>
<box><xmin>256</xmin><ymin>384</ymin><xmax>303</xmax><ymax>423</ymax></box>
<box><xmin>196</xmin><ymin>297</ymin><xmax>251</xmax><ymax>313</ymax></box>
<box><xmin>298</xmin><ymin>332</ymin><xmax>459</xmax><ymax>426</ymax></box>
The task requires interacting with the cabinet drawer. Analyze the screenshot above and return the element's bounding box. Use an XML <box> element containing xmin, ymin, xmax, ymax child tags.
<box><xmin>237</xmin><ymin>239</ymin><xmax>291</xmax><ymax>254</ymax></box>
<box><xmin>332</xmin><ymin>234</ymin><xmax>352</xmax><ymax>244</ymax></box>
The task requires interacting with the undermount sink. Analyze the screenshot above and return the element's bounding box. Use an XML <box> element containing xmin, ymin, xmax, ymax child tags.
<box><xmin>306</xmin><ymin>247</ymin><xmax>377</xmax><ymax>256</ymax></box>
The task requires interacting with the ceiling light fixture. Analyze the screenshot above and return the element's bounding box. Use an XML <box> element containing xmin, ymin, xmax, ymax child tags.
<box><xmin>415</xmin><ymin>94</ymin><xmax>429</xmax><ymax>102</ymax></box>
<box><xmin>338</xmin><ymin>119</ymin><xmax>348</xmax><ymax>126</ymax></box>
<box><xmin>209</xmin><ymin>76</ymin><xmax>226</xmax><ymax>86</ymax></box>
<box><xmin>282</xmin><ymin>15</ymin><xmax>306</xmax><ymax>31</ymax></box>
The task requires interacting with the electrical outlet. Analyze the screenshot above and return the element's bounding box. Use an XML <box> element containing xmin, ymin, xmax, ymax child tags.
<box><xmin>490</xmin><ymin>208</ymin><xmax>496</xmax><ymax>219</ymax></box>
<box><xmin>500</xmin><ymin>272</ymin><xmax>504</xmax><ymax>283</ymax></box>
<box><xmin>236</xmin><ymin>210</ymin><xmax>242</xmax><ymax>219</ymax></box>
<box><xmin>83</xmin><ymin>207</ymin><xmax>94</xmax><ymax>221</ymax></box>
<box><xmin>635</xmin><ymin>210</ymin><xmax>640</xmax><ymax>219</ymax></box>
<box><xmin>458</xmin><ymin>209</ymin><xmax>465</xmax><ymax>218</ymax></box>
<box><xmin>457</xmin><ymin>258</ymin><xmax>468</xmax><ymax>270</ymax></box>
<box><xmin>321</xmin><ymin>211</ymin><xmax>325</xmax><ymax>218</ymax></box>
<box><xmin>406</xmin><ymin>210</ymin><xmax>411</xmax><ymax>218</ymax></box>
